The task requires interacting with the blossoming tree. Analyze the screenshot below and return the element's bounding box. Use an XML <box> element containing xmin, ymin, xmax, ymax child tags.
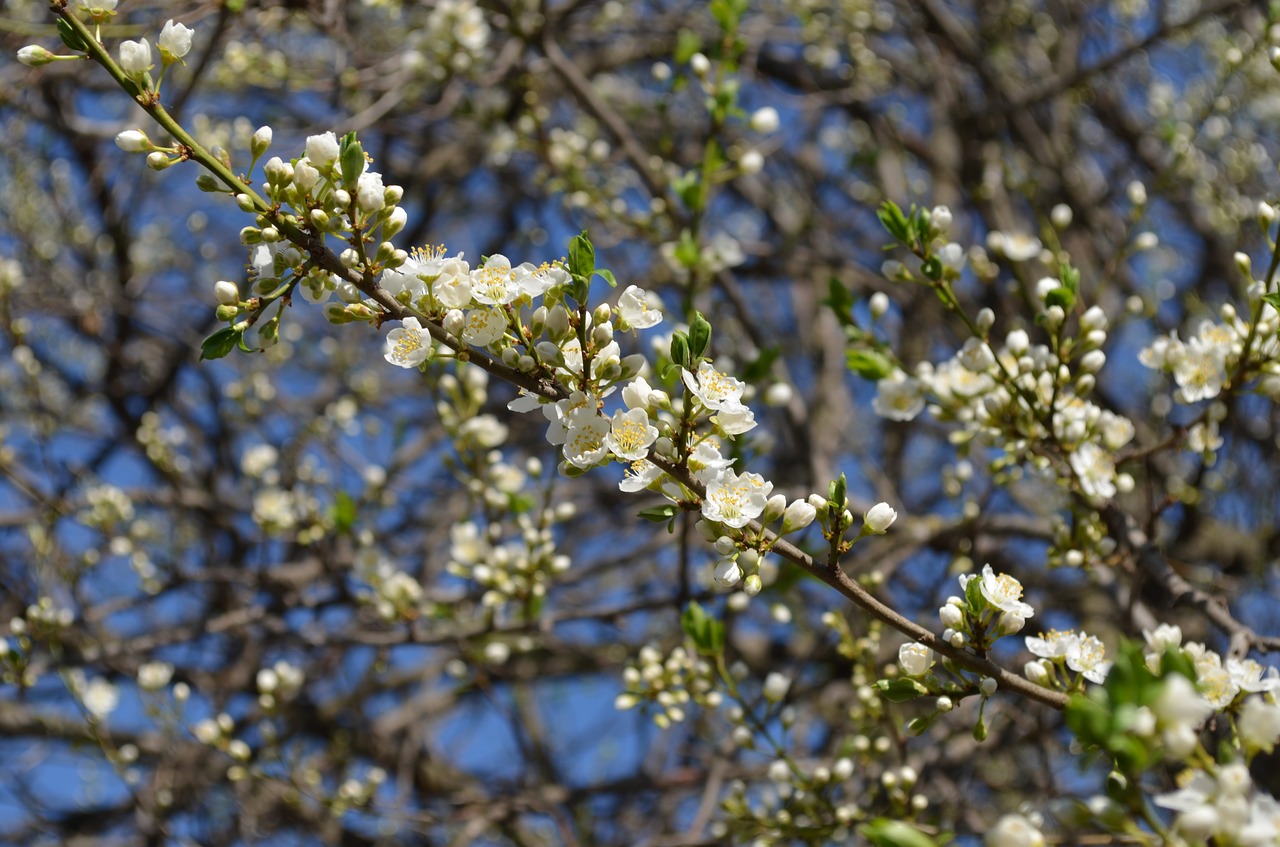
<box><xmin>3</xmin><ymin>0</ymin><xmax>1280</xmax><ymax>844</ymax></box>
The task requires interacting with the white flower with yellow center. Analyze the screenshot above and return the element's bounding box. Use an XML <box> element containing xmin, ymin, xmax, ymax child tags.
<box><xmin>605</xmin><ymin>408</ymin><xmax>658</xmax><ymax>462</ymax></box>
<box><xmin>461</xmin><ymin>307</ymin><xmax>506</xmax><ymax>347</ymax></box>
<box><xmin>683</xmin><ymin>362</ymin><xmax>745</xmax><ymax>411</ymax></box>
<box><xmin>620</xmin><ymin>458</ymin><xmax>662</xmax><ymax>493</ymax></box>
<box><xmin>872</xmin><ymin>369</ymin><xmax>925</xmax><ymax>421</ymax></box>
<box><xmin>1066</xmin><ymin>634</ymin><xmax>1112</xmax><ymax>683</ymax></box>
<box><xmin>701</xmin><ymin>468</ymin><xmax>773</xmax><ymax>528</ymax></box>
<box><xmin>431</xmin><ymin>256</ymin><xmax>473</xmax><ymax>309</ymax></box>
<box><xmin>973</xmin><ymin>564</ymin><xmax>1035</xmax><ymax>618</ymax></box>
<box><xmin>470</xmin><ymin>254</ymin><xmax>523</xmax><ymax>305</ymax></box>
<box><xmin>1026</xmin><ymin>628</ymin><xmax>1078</xmax><ymax>659</ymax></box>
<box><xmin>384</xmin><ymin>317</ymin><xmax>431</xmax><ymax>368</ymax></box>
<box><xmin>618</xmin><ymin>285</ymin><xmax>663</xmax><ymax>329</ymax></box>
<box><xmin>564</xmin><ymin>414</ymin><xmax>610</xmax><ymax>468</ymax></box>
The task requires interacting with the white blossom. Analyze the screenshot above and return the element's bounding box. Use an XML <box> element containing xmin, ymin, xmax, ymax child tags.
<box><xmin>384</xmin><ymin>317</ymin><xmax>431</xmax><ymax>368</ymax></box>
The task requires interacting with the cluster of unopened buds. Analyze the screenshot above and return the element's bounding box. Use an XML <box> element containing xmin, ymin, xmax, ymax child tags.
<box><xmin>614</xmin><ymin>643</ymin><xmax>720</xmax><ymax>728</ymax></box>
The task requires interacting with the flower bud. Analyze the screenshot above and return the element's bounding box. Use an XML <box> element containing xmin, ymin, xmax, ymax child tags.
<box><xmin>251</xmin><ymin>126</ymin><xmax>272</xmax><ymax>158</ymax></box>
<box><xmin>979</xmin><ymin>677</ymin><xmax>998</xmax><ymax>697</ymax></box>
<box><xmin>443</xmin><ymin>309</ymin><xmax>465</xmax><ymax>337</ymax></box>
<box><xmin>762</xmin><ymin>493</ymin><xmax>787</xmax><ymax>524</ymax></box>
<box><xmin>781</xmin><ymin>500</ymin><xmax>816</xmax><ymax>533</ymax></box>
<box><xmin>17</xmin><ymin>45</ymin><xmax>57</xmax><ymax>67</ymax></box>
<box><xmin>714</xmin><ymin>559</ymin><xmax>742</xmax><ymax>586</ymax></box>
<box><xmin>743</xmin><ymin>574</ymin><xmax>762</xmax><ymax>596</ymax></box>
<box><xmin>690</xmin><ymin>52</ymin><xmax>710</xmax><ymax>77</ymax></box>
<box><xmin>869</xmin><ymin>291</ymin><xmax>889</xmax><ymax>320</ymax></box>
<box><xmin>146</xmin><ymin>152</ymin><xmax>174</xmax><ymax>170</ymax></box>
<box><xmin>119</xmin><ymin>38</ymin><xmax>152</xmax><ymax>76</ymax></box>
<box><xmin>115</xmin><ymin>130</ymin><xmax>152</xmax><ymax>153</ymax></box>
<box><xmin>214</xmin><ymin>280</ymin><xmax>240</xmax><ymax>305</ymax></box>
<box><xmin>749</xmin><ymin>106</ymin><xmax>780</xmax><ymax>134</ymax></box>
<box><xmin>158</xmin><ymin>20</ymin><xmax>194</xmax><ymax>63</ymax></box>
<box><xmin>763</xmin><ymin>672</ymin><xmax>790</xmax><ymax>702</ymax></box>
<box><xmin>939</xmin><ymin>604</ymin><xmax>963</xmax><ymax>629</ymax></box>
<box><xmin>863</xmin><ymin>502</ymin><xmax>897</xmax><ymax>533</ymax></box>
<box><xmin>739</xmin><ymin>149</ymin><xmax>764</xmax><ymax>174</ymax></box>
<box><xmin>997</xmin><ymin>611</ymin><xmax>1026</xmax><ymax>635</ymax></box>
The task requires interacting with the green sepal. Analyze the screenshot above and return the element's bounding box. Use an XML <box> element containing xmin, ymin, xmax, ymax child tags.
<box><xmin>200</xmin><ymin>326</ymin><xmax>242</xmax><ymax>360</ymax></box>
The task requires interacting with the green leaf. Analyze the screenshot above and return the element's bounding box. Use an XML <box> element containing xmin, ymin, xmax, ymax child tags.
<box><xmin>592</xmin><ymin>268</ymin><xmax>617</xmax><ymax>288</ymax></box>
<box><xmin>688</xmin><ymin>312</ymin><xmax>712</xmax><ymax>360</ymax></box>
<box><xmin>963</xmin><ymin>572</ymin><xmax>987</xmax><ymax>614</ymax></box>
<box><xmin>674</xmin><ymin>173</ymin><xmax>703</xmax><ymax>214</ymax></box>
<box><xmin>822</xmin><ymin>276</ymin><xmax>857</xmax><ymax>328</ymax></box>
<box><xmin>339</xmin><ymin>132</ymin><xmax>364</xmax><ymax>189</ymax></box>
<box><xmin>669</xmin><ymin>331</ymin><xmax>690</xmax><ymax>370</ymax></box>
<box><xmin>859</xmin><ymin>819</ymin><xmax>940</xmax><ymax>847</ymax></box>
<box><xmin>681</xmin><ymin>601</ymin><xmax>725</xmax><ymax>656</ymax></box>
<box><xmin>1044</xmin><ymin>287</ymin><xmax>1076</xmax><ymax>311</ymax></box>
<box><xmin>568</xmin><ymin>231</ymin><xmax>595</xmax><ymax>279</ymax></box>
<box><xmin>330</xmin><ymin>492</ymin><xmax>357</xmax><ymax>535</ymax></box>
<box><xmin>200</xmin><ymin>326</ymin><xmax>242</xmax><ymax>361</ymax></box>
<box><xmin>674</xmin><ymin>29</ymin><xmax>702</xmax><ymax>64</ymax></box>
<box><xmin>875</xmin><ymin>678</ymin><xmax>930</xmax><ymax>702</ymax></box>
<box><xmin>57</xmin><ymin>18</ymin><xmax>86</xmax><ymax>52</ymax></box>
<box><xmin>877</xmin><ymin>200</ymin><xmax>911</xmax><ymax>243</ymax></box>
<box><xmin>637</xmin><ymin>505</ymin><xmax>679</xmax><ymax>523</ymax></box>
<box><xmin>741</xmin><ymin>345</ymin><xmax>780</xmax><ymax>382</ymax></box>
<box><xmin>674</xmin><ymin>229</ymin><xmax>701</xmax><ymax>268</ymax></box>
<box><xmin>1262</xmin><ymin>291</ymin><xmax>1280</xmax><ymax>312</ymax></box>
<box><xmin>845</xmin><ymin>349</ymin><xmax>894</xmax><ymax>380</ymax></box>
<box><xmin>828</xmin><ymin>473</ymin><xmax>846</xmax><ymax>510</ymax></box>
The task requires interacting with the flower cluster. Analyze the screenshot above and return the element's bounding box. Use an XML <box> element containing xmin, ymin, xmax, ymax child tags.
<box><xmin>873</xmin><ymin>320</ymin><xmax>1135</xmax><ymax>504</ymax></box>
<box><xmin>1023</xmin><ymin>628</ymin><xmax>1112</xmax><ymax>686</ymax></box>
<box><xmin>614</xmin><ymin>643</ymin><xmax>720</xmax><ymax>728</ymax></box>
<box><xmin>1140</xmin><ymin>294</ymin><xmax>1280</xmax><ymax>405</ymax></box>
<box><xmin>1155</xmin><ymin>762</ymin><xmax>1280</xmax><ymax>845</ymax></box>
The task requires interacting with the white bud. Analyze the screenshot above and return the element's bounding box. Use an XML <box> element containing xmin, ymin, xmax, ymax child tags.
<box><xmin>214</xmin><ymin>280</ymin><xmax>240</xmax><ymax>305</ymax></box>
<box><xmin>119</xmin><ymin>38</ymin><xmax>152</xmax><ymax>76</ymax></box>
<box><xmin>689</xmin><ymin>53</ymin><xmax>710</xmax><ymax>77</ymax></box>
<box><xmin>869</xmin><ymin>291</ymin><xmax>889</xmax><ymax>319</ymax></box>
<box><xmin>749</xmin><ymin>107</ymin><xmax>780</xmax><ymax>134</ymax></box>
<box><xmin>863</xmin><ymin>502</ymin><xmax>897</xmax><ymax>533</ymax></box>
<box><xmin>763</xmin><ymin>672</ymin><xmax>791</xmax><ymax>702</ymax></box>
<box><xmin>939</xmin><ymin>604</ymin><xmax>963</xmax><ymax>629</ymax></box>
<box><xmin>979</xmin><ymin>677</ymin><xmax>998</xmax><ymax>697</ymax></box>
<box><xmin>1050</xmin><ymin>203</ymin><xmax>1073</xmax><ymax>228</ymax></box>
<box><xmin>1127</xmin><ymin>180</ymin><xmax>1147</xmax><ymax>206</ymax></box>
<box><xmin>739</xmin><ymin>149</ymin><xmax>764</xmax><ymax>174</ymax></box>
<box><xmin>115</xmin><ymin>130</ymin><xmax>151</xmax><ymax>153</ymax></box>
